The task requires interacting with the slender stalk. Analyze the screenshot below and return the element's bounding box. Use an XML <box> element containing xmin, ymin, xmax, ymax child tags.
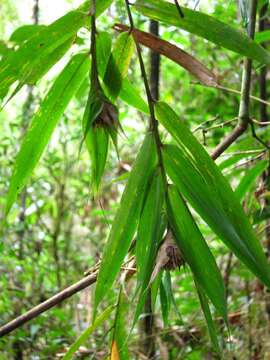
<box><xmin>89</xmin><ymin>0</ymin><xmax>100</xmax><ymax>91</ymax></box>
<box><xmin>212</xmin><ymin>0</ymin><xmax>257</xmax><ymax>160</ymax></box>
<box><xmin>174</xmin><ymin>0</ymin><xmax>184</xmax><ymax>18</ymax></box>
<box><xmin>142</xmin><ymin>19</ymin><xmax>161</xmax><ymax>360</ymax></box>
<box><xmin>124</xmin><ymin>0</ymin><xmax>165</xmax><ymax>181</ymax></box>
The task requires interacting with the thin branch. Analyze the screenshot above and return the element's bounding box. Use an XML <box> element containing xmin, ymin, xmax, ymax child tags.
<box><xmin>89</xmin><ymin>0</ymin><xmax>101</xmax><ymax>91</ymax></box>
<box><xmin>195</xmin><ymin>83</ymin><xmax>270</xmax><ymax>108</ymax></box>
<box><xmin>124</xmin><ymin>0</ymin><xmax>165</xmax><ymax>174</ymax></box>
<box><xmin>211</xmin><ymin>123</ymin><xmax>248</xmax><ymax>160</ymax></box>
<box><xmin>0</xmin><ymin>273</ymin><xmax>97</xmax><ymax>337</ymax></box>
<box><xmin>211</xmin><ymin>0</ymin><xmax>257</xmax><ymax>160</ymax></box>
<box><xmin>174</xmin><ymin>0</ymin><xmax>184</xmax><ymax>18</ymax></box>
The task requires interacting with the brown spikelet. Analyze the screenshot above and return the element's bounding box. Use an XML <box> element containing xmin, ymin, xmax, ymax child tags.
<box><xmin>150</xmin><ymin>230</ymin><xmax>184</xmax><ymax>284</ymax></box>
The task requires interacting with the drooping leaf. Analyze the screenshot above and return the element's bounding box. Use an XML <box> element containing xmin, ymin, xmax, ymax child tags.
<box><xmin>0</xmin><ymin>0</ymin><xmax>111</xmax><ymax>101</ymax></box>
<box><xmin>218</xmin><ymin>153</ymin><xmax>249</xmax><ymax>171</ymax></box>
<box><xmin>86</xmin><ymin>125</ymin><xmax>109</xmax><ymax>195</ymax></box>
<box><xmin>133</xmin><ymin>169</ymin><xmax>165</xmax><ymax>325</ymax></box>
<box><xmin>195</xmin><ymin>280</ymin><xmax>220</xmax><ymax>354</ymax></box>
<box><xmin>160</xmin><ymin>276</ymin><xmax>170</xmax><ymax>327</ymax></box>
<box><xmin>82</xmin><ymin>92</ymin><xmax>119</xmax><ymax>193</ymax></box>
<box><xmin>5</xmin><ymin>53</ymin><xmax>90</xmax><ymax>215</ymax></box>
<box><xmin>0</xmin><ymin>8</ymin><xmax>89</xmax><ymax>100</ymax></box>
<box><xmin>235</xmin><ymin>160</ymin><xmax>268</xmax><ymax>202</ymax></box>
<box><xmin>167</xmin><ymin>185</ymin><xmax>227</xmax><ymax>318</ymax></box>
<box><xmin>156</xmin><ymin>101</ymin><xmax>270</xmax><ymax>288</ymax></box>
<box><xmin>136</xmin><ymin>169</ymin><xmax>164</xmax><ymax>284</ymax></box>
<box><xmin>111</xmin><ymin>291</ymin><xmax>130</xmax><ymax>360</ymax></box>
<box><xmin>119</xmin><ymin>78</ymin><xmax>149</xmax><ymax>115</ymax></box>
<box><xmin>104</xmin><ymin>32</ymin><xmax>135</xmax><ymax>102</ymax></box>
<box><xmin>135</xmin><ymin>0</ymin><xmax>270</xmax><ymax>65</ymax></box>
<box><xmin>96</xmin><ymin>31</ymin><xmax>112</xmax><ymax>78</ymax></box>
<box><xmin>9</xmin><ymin>25</ymin><xmax>47</xmax><ymax>43</ymax></box>
<box><xmin>94</xmin><ymin>133</ymin><xmax>157</xmax><ymax>314</ymax></box>
<box><xmin>114</xmin><ymin>23</ymin><xmax>217</xmax><ymax>87</ymax></box>
<box><xmin>255</xmin><ymin>29</ymin><xmax>270</xmax><ymax>43</ymax></box>
<box><xmin>63</xmin><ymin>306</ymin><xmax>114</xmax><ymax>360</ymax></box>
<box><xmin>253</xmin><ymin>207</ymin><xmax>270</xmax><ymax>224</ymax></box>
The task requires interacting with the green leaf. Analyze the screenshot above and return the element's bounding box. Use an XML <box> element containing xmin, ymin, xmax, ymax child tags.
<box><xmin>86</xmin><ymin>125</ymin><xmax>109</xmax><ymax>195</ymax></box>
<box><xmin>112</xmin><ymin>291</ymin><xmax>130</xmax><ymax>360</ymax></box>
<box><xmin>135</xmin><ymin>0</ymin><xmax>270</xmax><ymax>65</ymax></box>
<box><xmin>80</xmin><ymin>0</ymin><xmax>114</xmax><ymax>16</ymax></box>
<box><xmin>160</xmin><ymin>276</ymin><xmax>170</xmax><ymax>327</ymax></box>
<box><xmin>5</xmin><ymin>53</ymin><xmax>90</xmax><ymax>215</ymax></box>
<box><xmin>119</xmin><ymin>79</ymin><xmax>149</xmax><ymax>115</ymax></box>
<box><xmin>235</xmin><ymin>160</ymin><xmax>268</xmax><ymax>202</ymax></box>
<box><xmin>9</xmin><ymin>25</ymin><xmax>47</xmax><ymax>43</ymax></box>
<box><xmin>0</xmin><ymin>1</ymin><xmax>111</xmax><ymax>100</ymax></box>
<box><xmin>136</xmin><ymin>169</ymin><xmax>164</xmax><ymax>284</ymax></box>
<box><xmin>94</xmin><ymin>133</ymin><xmax>157</xmax><ymax>315</ymax></box>
<box><xmin>255</xmin><ymin>30</ymin><xmax>270</xmax><ymax>44</ymax></box>
<box><xmin>167</xmin><ymin>185</ymin><xmax>227</xmax><ymax>318</ymax></box>
<box><xmin>0</xmin><ymin>8</ymin><xmax>89</xmax><ymax>100</ymax></box>
<box><xmin>253</xmin><ymin>207</ymin><xmax>270</xmax><ymax>224</ymax></box>
<box><xmin>218</xmin><ymin>153</ymin><xmax>248</xmax><ymax>171</ymax></box>
<box><xmin>133</xmin><ymin>169</ymin><xmax>165</xmax><ymax>325</ymax></box>
<box><xmin>104</xmin><ymin>32</ymin><xmax>135</xmax><ymax>102</ymax></box>
<box><xmin>62</xmin><ymin>305</ymin><xmax>114</xmax><ymax>360</ymax></box>
<box><xmin>156</xmin><ymin>101</ymin><xmax>270</xmax><ymax>288</ymax></box>
<box><xmin>195</xmin><ymin>280</ymin><xmax>220</xmax><ymax>354</ymax></box>
<box><xmin>96</xmin><ymin>31</ymin><xmax>112</xmax><ymax>79</ymax></box>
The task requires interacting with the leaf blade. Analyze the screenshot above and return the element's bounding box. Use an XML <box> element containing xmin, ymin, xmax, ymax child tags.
<box><xmin>135</xmin><ymin>0</ymin><xmax>270</xmax><ymax>65</ymax></box>
<box><xmin>156</xmin><ymin>101</ymin><xmax>270</xmax><ymax>288</ymax></box>
<box><xmin>94</xmin><ymin>133</ymin><xmax>157</xmax><ymax>313</ymax></box>
<box><xmin>63</xmin><ymin>306</ymin><xmax>114</xmax><ymax>360</ymax></box>
<box><xmin>6</xmin><ymin>53</ymin><xmax>90</xmax><ymax>215</ymax></box>
<box><xmin>167</xmin><ymin>185</ymin><xmax>227</xmax><ymax>318</ymax></box>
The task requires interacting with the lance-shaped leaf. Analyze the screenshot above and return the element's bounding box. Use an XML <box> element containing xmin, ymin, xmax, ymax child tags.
<box><xmin>0</xmin><ymin>9</ymin><xmax>88</xmax><ymax>100</ymax></box>
<box><xmin>83</xmin><ymin>94</ymin><xmax>119</xmax><ymax>194</ymax></box>
<box><xmin>235</xmin><ymin>160</ymin><xmax>268</xmax><ymax>202</ymax></box>
<box><xmin>5</xmin><ymin>53</ymin><xmax>90</xmax><ymax>215</ymax></box>
<box><xmin>94</xmin><ymin>133</ymin><xmax>157</xmax><ymax>314</ymax></box>
<box><xmin>86</xmin><ymin>125</ymin><xmax>109</xmax><ymax>195</ymax></box>
<box><xmin>114</xmin><ymin>23</ymin><xmax>217</xmax><ymax>87</ymax></box>
<box><xmin>104</xmin><ymin>32</ymin><xmax>135</xmax><ymax>102</ymax></box>
<box><xmin>111</xmin><ymin>291</ymin><xmax>130</xmax><ymax>360</ymax></box>
<box><xmin>136</xmin><ymin>169</ymin><xmax>164</xmax><ymax>283</ymax></box>
<box><xmin>167</xmin><ymin>185</ymin><xmax>227</xmax><ymax>318</ymax></box>
<box><xmin>119</xmin><ymin>79</ymin><xmax>149</xmax><ymax>115</ymax></box>
<box><xmin>0</xmin><ymin>0</ymin><xmax>110</xmax><ymax>100</ymax></box>
<box><xmin>10</xmin><ymin>25</ymin><xmax>47</xmax><ymax>43</ymax></box>
<box><xmin>156</xmin><ymin>101</ymin><xmax>270</xmax><ymax>288</ymax></box>
<box><xmin>133</xmin><ymin>169</ymin><xmax>165</xmax><ymax>325</ymax></box>
<box><xmin>255</xmin><ymin>30</ymin><xmax>270</xmax><ymax>43</ymax></box>
<box><xmin>96</xmin><ymin>31</ymin><xmax>112</xmax><ymax>79</ymax></box>
<box><xmin>135</xmin><ymin>0</ymin><xmax>270</xmax><ymax>65</ymax></box>
<box><xmin>63</xmin><ymin>305</ymin><xmax>114</xmax><ymax>360</ymax></box>
<box><xmin>195</xmin><ymin>280</ymin><xmax>220</xmax><ymax>354</ymax></box>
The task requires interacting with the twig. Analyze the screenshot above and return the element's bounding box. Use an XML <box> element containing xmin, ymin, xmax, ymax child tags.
<box><xmin>211</xmin><ymin>0</ymin><xmax>257</xmax><ymax>160</ymax></box>
<box><xmin>0</xmin><ymin>273</ymin><xmax>98</xmax><ymax>337</ymax></box>
<box><xmin>252</xmin><ymin>118</ymin><xmax>270</xmax><ymax>125</ymax></box>
<box><xmin>194</xmin><ymin>83</ymin><xmax>270</xmax><ymax>108</ymax></box>
<box><xmin>174</xmin><ymin>0</ymin><xmax>184</xmax><ymax>18</ymax></box>
<box><xmin>211</xmin><ymin>123</ymin><xmax>248</xmax><ymax>160</ymax></box>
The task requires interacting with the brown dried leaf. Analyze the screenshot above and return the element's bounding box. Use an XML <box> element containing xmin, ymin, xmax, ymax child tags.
<box><xmin>114</xmin><ymin>23</ymin><xmax>218</xmax><ymax>87</ymax></box>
